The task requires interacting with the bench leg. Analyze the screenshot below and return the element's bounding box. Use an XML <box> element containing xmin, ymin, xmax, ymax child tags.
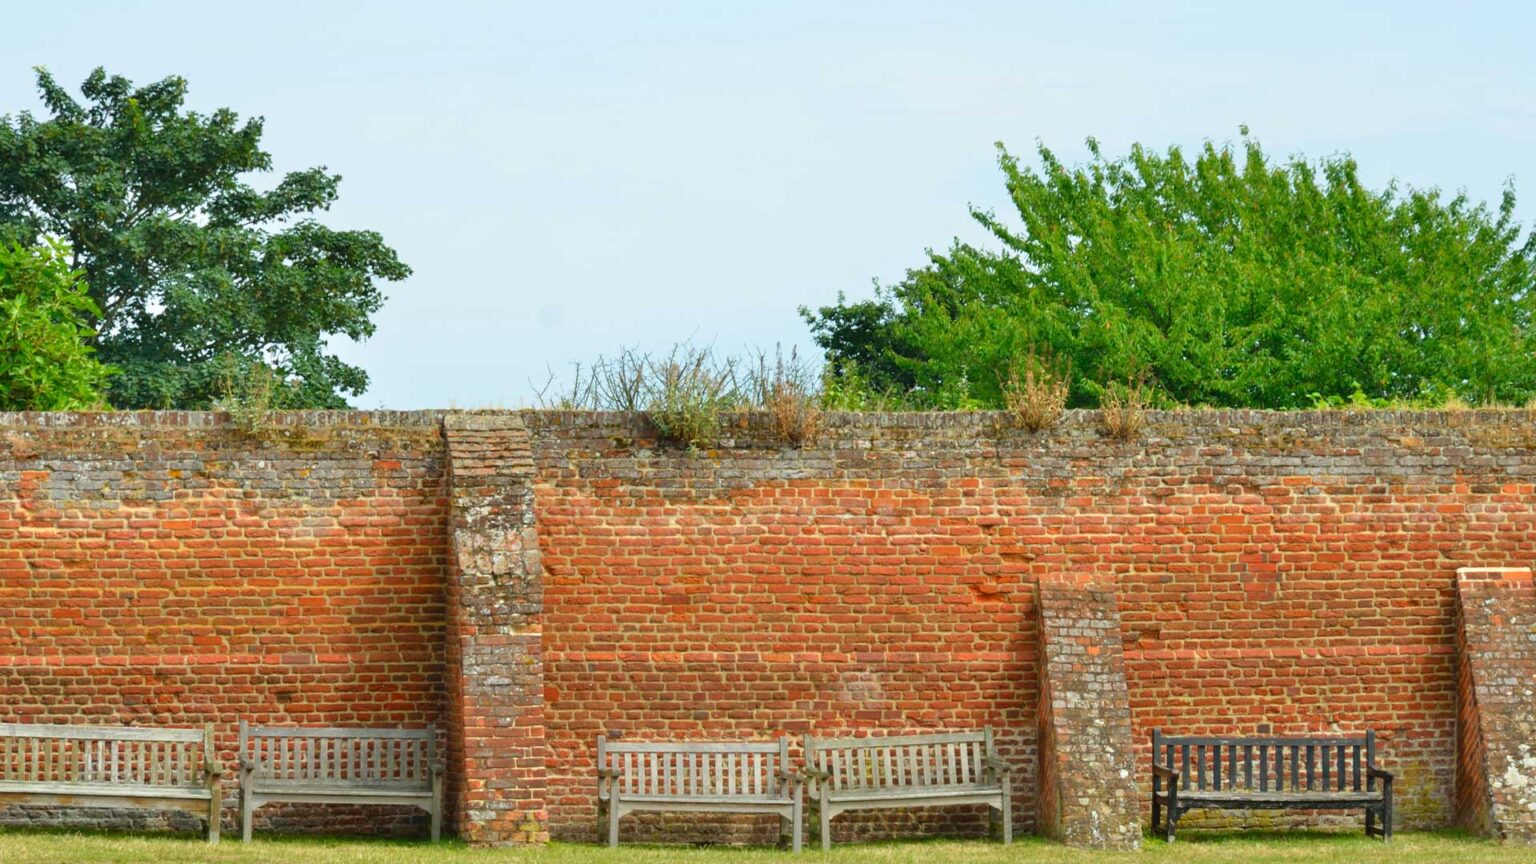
<box><xmin>208</xmin><ymin>796</ymin><xmax>221</xmax><ymax>844</ymax></box>
<box><xmin>608</xmin><ymin>799</ymin><xmax>621</xmax><ymax>848</ymax></box>
<box><xmin>792</xmin><ymin>795</ymin><xmax>803</xmax><ymax>854</ymax></box>
<box><xmin>820</xmin><ymin>802</ymin><xmax>832</xmax><ymax>852</ymax></box>
<box><xmin>430</xmin><ymin>800</ymin><xmax>442</xmax><ymax>842</ymax></box>
<box><xmin>596</xmin><ymin>798</ymin><xmax>607</xmax><ymax>845</ymax></box>
<box><xmin>1383</xmin><ymin>783</ymin><xmax>1394</xmax><ymax>842</ymax></box>
<box><xmin>1001</xmin><ymin>777</ymin><xmax>1012</xmax><ymax>845</ymax></box>
<box><xmin>1151</xmin><ymin>795</ymin><xmax>1161</xmax><ymax>837</ymax></box>
<box><xmin>1366</xmin><ymin>806</ymin><xmax>1376</xmax><ymax>838</ymax></box>
<box><xmin>241</xmin><ymin>791</ymin><xmax>254</xmax><ymax>843</ymax></box>
<box><xmin>1165</xmin><ymin>807</ymin><xmax>1178</xmax><ymax>843</ymax></box>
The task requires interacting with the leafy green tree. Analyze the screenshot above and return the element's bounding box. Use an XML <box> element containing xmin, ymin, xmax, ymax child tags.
<box><xmin>804</xmin><ymin>130</ymin><xmax>1536</xmax><ymax>409</ymax></box>
<box><xmin>0</xmin><ymin>67</ymin><xmax>410</xmax><ymax>409</ymax></box>
<box><xmin>0</xmin><ymin>241</ymin><xmax>114</xmax><ymax>410</ymax></box>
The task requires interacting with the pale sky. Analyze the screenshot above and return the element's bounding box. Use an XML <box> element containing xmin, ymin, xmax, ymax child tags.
<box><xmin>3</xmin><ymin>1</ymin><xmax>1532</xmax><ymax>409</ymax></box>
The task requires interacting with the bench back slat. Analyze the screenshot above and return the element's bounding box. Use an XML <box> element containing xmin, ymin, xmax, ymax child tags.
<box><xmin>597</xmin><ymin>737</ymin><xmax>790</xmax><ymax>799</ymax></box>
<box><xmin>0</xmin><ymin>723</ymin><xmax>211</xmax><ymax>789</ymax></box>
<box><xmin>805</xmin><ymin>729</ymin><xmax>993</xmax><ymax>792</ymax></box>
<box><xmin>1153</xmin><ymin>730</ymin><xmax>1375</xmax><ymax>794</ymax></box>
<box><xmin>241</xmin><ymin>722</ymin><xmax>436</xmax><ymax>788</ymax></box>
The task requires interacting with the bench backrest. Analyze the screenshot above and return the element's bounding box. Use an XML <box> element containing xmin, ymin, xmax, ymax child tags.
<box><xmin>597</xmin><ymin>737</ymin><xmax>791</xmax><ymax>799</ymax></box>
<box><xmin>240</xmin><ymin>722</ymin><xmax>437</xmax><ymax>789</ymax></box>
<box><xmin>805</xmin><ymin>729</ymin><xmax>993</xmax><ymax>791</ymax></box>
<box><xmin>1153</xmin><ymin>730</ymin><xmax>1377</xmax><ymax>793</ymax></box>
<box><xmin>0</xmin><ymin>722</ymin><xmax>213</xmax><ymax>790</ymax></box>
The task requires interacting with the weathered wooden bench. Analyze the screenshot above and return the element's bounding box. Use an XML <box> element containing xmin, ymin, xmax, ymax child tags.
<box><xmin>0</xmin><ymin>722</ymin><xmax>222</xmax><ymax>842</ymax></box>
<box><xmin>802</xmin><ymin>729</ymin><xmax>1012</xmax><ymax>851</ymax></box>
<box><xmin>596</xmin><ymin>736</ymin><xmax>802</xmax><ymax>851</ymax></box>
<box><xmin>238</xmin><ymin>722</ymin><xmax>443</xmax><ymax>842</ymax></box>
<box><xmin>1151</xmin><ymin>729</ymin><xmax>1393</xmax><ymax>842</ymax></box>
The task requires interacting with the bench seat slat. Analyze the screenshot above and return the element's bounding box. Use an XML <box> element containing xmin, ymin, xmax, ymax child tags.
<box><xmin>248</xmin><ymin>780</ymin><xmax>434</xmax><ymax>795</ymax></box>
<box><xmin>825</xmin><ymin>782</ymin><xmax>1002</xmax><ymax>801</ymax></box>
<box><xmin>0</xmin><ymin>780</ymin><xmax>211</xmax><ymax>799</ymax></box>
<box><xmin>618</xmin><ymin>793</ymin><xmax>790</xmax><ymax>805</ymax></box>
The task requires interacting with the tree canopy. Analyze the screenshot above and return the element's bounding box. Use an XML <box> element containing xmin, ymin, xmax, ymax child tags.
<box><xmin>0</xmin><ymin>241</ymin><xmax>113</xmax><ymax>410</ymax></box>
<box><xmin>0</xmin><ymin>67</ymin><xmax>410</xmax><ymax>409</ymax></box>
<box><xmin>803</xmin><ymin>131</ymin><xmax>1536</xmax><ymax>409</ymax></box>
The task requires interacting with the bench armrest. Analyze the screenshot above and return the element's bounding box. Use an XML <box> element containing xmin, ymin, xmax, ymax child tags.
<box><xmin>798</xmin><ymin>766</ymin><xmax>831</xmax><ymax>782</ymax></box>
<box><xmin>239</xmin><ymin>756</ymin><xmax>259</xmax><ymax>774</ymax></box>
<box><xmin>775</xmin><ymin>768</ymin><xmax>800</xmax><ymax>784</ymax></box>
<box><xmin>1151</xmin><ymin>764</ymin><xmax>1179</xmax><ymax>786</ymax></box>
<box><xmin>1367</xmin><ymin>765</ymin><xmax>1393</xmax><ymax>782</ymax></box>
<box><xmin>983</xmin><ymin>757</ymin><xmax>1013</xmax><ymax>777</ymax></box>
<box><xmin>429</xmin><ymin>758</ymin><xmax>446</xmax><ymax>780</ymax></box>
<box><xmin>596</xmin><ymin>767</ymin><xmax>623</xmax><ymax>780</ymax></box>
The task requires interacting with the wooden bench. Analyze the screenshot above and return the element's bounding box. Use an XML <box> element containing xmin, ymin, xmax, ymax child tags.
<box><xmin>238</xmin><ymin>722</ymin><xmax>443</xmax><ymax>842</ymax></box>
<box><xmin>0</xmin><ymin>722</ymin><xmax>222</xmax><ymax>842</ymax></box>
<box><xmin>596</xmin><ymin>736</ymin><xmax>802</xmax><ymax>851</ymax></box>
<box><xmin>802</xmin><ymin>729</ymin><xmax>1012</xmax><ymax>851</ymax></box>
<box><xmin>1151</xmin><ymin>729</ymin><xmax>1393</xmax><ymax>842</ymax></box>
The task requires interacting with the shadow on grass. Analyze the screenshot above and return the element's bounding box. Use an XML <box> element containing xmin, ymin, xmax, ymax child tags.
<box><xmin>0</xmin><ymin>824</ymin><xmax>462</xmax><ymax>848</ymax></box>
<box><xmin>1145</xmin><ymin>827</ymin><xmax>1481</xmax><ymax>846</ymax></box>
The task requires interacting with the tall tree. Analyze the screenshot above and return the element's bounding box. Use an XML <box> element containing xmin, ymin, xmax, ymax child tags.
<box><xmin>804</xmin><ymin>131</ymin><xmax>1536</xmax><ymax>409</ymax></box>
<box><xmin>0</xmin><ymin>67</ymin><xmax>409</xmax><ymax>409</ymax></box>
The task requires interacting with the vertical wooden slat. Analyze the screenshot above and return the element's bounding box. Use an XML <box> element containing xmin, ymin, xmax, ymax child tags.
<box><xmin>1321</xmin><ymin>745</ymin><xmax>1331</xmax><ymax>789</ymax></box>
<box><xmin>1289</xmin><ymin>745</ymin><xmax>1300</xmax><ymax>791</ymax></box>
<box><xmin>1336</xmin><ymin>745</ymin><xmax>1346</xmax><ymax>791</ymax></box>
<box><xmin>1259</xmin><ymin>744</ymin><xmax>1268</xmax><ymax>791</ymax></box>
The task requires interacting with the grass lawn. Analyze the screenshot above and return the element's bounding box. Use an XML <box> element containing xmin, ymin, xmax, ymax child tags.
<box><xmin>0</xmin><ymin>831</ymin><xmax>1534</xmax><ymax>864</ymax></box>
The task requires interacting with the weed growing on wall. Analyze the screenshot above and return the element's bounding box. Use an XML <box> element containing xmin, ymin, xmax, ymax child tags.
<box><xmin>1001</xmin><ymin>348</ymin><xmax>1070</xmax><ymax>432</ymax></box>
<box><xmin>645</xmin><ymin>345</ymin><xmax>739</xmax><ymax>449</ymax></box>
<box><xmin>749</xmin><ymin>347</ymin><xmax>822</xmax><ymax>447</ymax></box>
<box><xmin>212</xmin><ymin>354</ymin><xmax>291</xmax><ymax>437</ymax></box>
<box><xmin>1099</xmin><ymin>377</ymin><xmax>1147</xmax><ymax>441</ymax></box>
<box><xmin>537</xmin><ymin>343</ymin><xmax>830</xmax><ymax>448</ymax></box>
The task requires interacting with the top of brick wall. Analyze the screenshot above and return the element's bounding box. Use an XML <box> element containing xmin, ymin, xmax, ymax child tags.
<box><xmin>0</xmin><ymin>406</ymin><xmax>1531</xmax><ymax>437</ymax></box>
<box><xmin>0</xmin><ymin>410</ymin><xmax>447</xmax><ymax>430</ymax></box>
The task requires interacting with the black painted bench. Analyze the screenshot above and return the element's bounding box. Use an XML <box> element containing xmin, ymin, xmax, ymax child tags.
<box><xmin>1151</xmin><ymin>729</ymin><xmax>1392</xmax><ymax>842</ymax></box>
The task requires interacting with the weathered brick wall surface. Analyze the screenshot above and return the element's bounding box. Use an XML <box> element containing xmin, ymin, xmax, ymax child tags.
<box><xmin>529</xmin><ymin>409</ymin><xmax>1536</xmax><ymax>840</ymax></box>
<box><xmin>1454</xmin><ymin>567</ymin><xmax>1536</xmax><ymax>844</ymax></box>
<box><xmin>1035</xmin><ymin>575</ymin><xmax>1140</xmax><ymax>850</ymax></box>
<box><xmin>0</xmin><ymin>411</ymin><xmax>450</xmax><ymax>835</ymax></box>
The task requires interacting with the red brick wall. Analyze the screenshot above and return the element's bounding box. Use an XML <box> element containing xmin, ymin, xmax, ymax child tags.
<box><xmin>6</xmin><ymin>408</ymin><xmax>1536</xmax><ymax>842</ymax></box>
<box><xmin>530</xmin><ymin>409</ymin><xmax>1536</xmax><ymax>839</ymax></box>
<box><xmin>0</xmin><ymin>412</ymin><xmax>450</xmax><ymax>834</ymax></box>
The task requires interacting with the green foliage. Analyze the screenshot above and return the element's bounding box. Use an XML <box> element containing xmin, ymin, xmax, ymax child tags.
<box><xmin>0</xmin><ymin>67</ymin><xmax>410</xmax><ymax>409</ymax></box>
<box><xmin>803</xmin><ymin>130</ymin><xmax>1536</xmax><ymax>409</ymax></box>
<box><xmin>0</xmin><ymin>241</ymin><xmax>114</xmax><ymax>410</ymax></box>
